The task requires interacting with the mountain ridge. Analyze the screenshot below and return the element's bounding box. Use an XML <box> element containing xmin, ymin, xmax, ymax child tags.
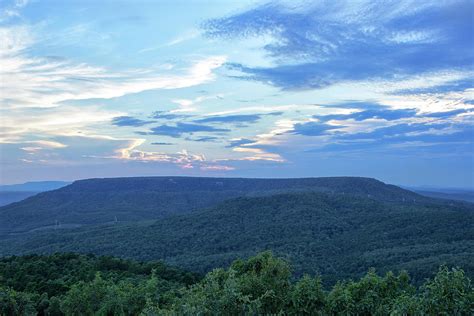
<box><xmin>1</xmin><ymin>190</ymin><xmax>472</xmax><ymax>284</ymax></box>
<box><xmin>0</xmin><ymin>176</ymin><xmax>429</xmax><ymax>236</ymax></box>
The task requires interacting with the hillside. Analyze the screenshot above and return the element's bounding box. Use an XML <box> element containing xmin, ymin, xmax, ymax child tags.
<box><xmin>0</xmin><ymin>176</ymin><xmax>426</xmax><ymax>235</ymax></box>
<box><xmin>1</xmin><ymin>191</ymin><xmax>472</xmax><ymax>284</ymax></box>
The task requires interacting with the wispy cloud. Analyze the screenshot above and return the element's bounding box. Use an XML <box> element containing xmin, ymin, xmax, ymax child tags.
<box><xmin>111</xmin><ymin>116</ymin><xmax>155</xmax><ymax>127</ymax></box>
<box><xmin>194</xmin><ymin>114</ymin><xmax>261</xmax><ymax>124</ymax></box>
<box><xmin>171</xmin><ymin>94</ymin><xmax>225</xmax><ymax>113</ymax></box>
<box><xmin>314</xmin><ymin>108</ymin><xmax>418</xmax><ymax>122</ymax></box>
<box><xmin>291</xmin><ymin>121</ymin><xmax>345</xmax><ymax>136</ymax></box>
<box><xmin>0</xmin><ymin>0</ymin><xmax>29</xmax><ymax>21</ymax></box>
<box><xmin>204</xmin><ymin>1</ymin><xmax>473</xmax><ymax>91</ymax></box>
<box><xmin>140</xmin><ymin>123</ymin><xmax>230</xmax><ymax>138</ymax></box>
<box><xmin>116</xmin><ymin>141</ymin><xmax>234</xmax><ymax>171</ymax></box>
<box><xmin>1</xmin><ymin>24</ymin><xmax>226</xmax><ymax>109</ymax></box>
<box><xmin>0</xmin><ymin>105</ymin><xmax>122</xmax><ymax>143</ymax></box>
<box><xmin>138</xmin><ymin>28</ymin><xmax>201</xmax><ymax>53</ymax></box>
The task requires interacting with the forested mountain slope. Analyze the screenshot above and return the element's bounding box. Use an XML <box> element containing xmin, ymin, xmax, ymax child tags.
<box><xmin>0</xmin><ymin>176</ymin><xmax>428</xmax><ymax>235</ymax></box>
<box><xmin>1</xmin><ymin>191</ymin><xmax>472</xmax><ymax>284</ymax></box>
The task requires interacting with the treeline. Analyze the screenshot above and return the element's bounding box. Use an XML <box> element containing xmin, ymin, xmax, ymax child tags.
<box><xmin>1</xmin><ymin>252</ymin><xmax>472</xmax><ymax>315</ymax></box>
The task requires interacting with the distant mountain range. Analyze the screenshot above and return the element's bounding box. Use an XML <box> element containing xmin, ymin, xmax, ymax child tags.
<box><xmin>0</xmin><ymin>176</ymin><xmax>472</xmax><ymax>284</ymax></box>
<box><xmin>0</xmin><ymin>181</ymin><xmax>71</xmax><ymax>192</ymax></box>
<box><xmin>409</xmin><ymin>187</ymin><xmax>474</xmax><ymax>203</ymax></box>
<box><xmin>0</xmin><ymin>181</ymin><xmax>70</xmax><ymax>207</ymax></box>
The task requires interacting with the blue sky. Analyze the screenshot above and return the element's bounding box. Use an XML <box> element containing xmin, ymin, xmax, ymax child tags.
<box><xmin>0</xmin><ymin>0</ymin><xmax>473</xmax><ymax>188</ymax></box>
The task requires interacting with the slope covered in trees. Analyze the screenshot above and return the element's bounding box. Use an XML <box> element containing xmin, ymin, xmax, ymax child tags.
<box><xmin>1</xmin><ymin>252</ymin><xmax>472</xmax><ymax>315</ymax></box>
<box><xmin>1</xmin><ymin>191</ymin><xmax>472</xmax><ymax>284</ymax></box>
<box><xmin>0</xmin><ymin>176</ymin><xmax>429</xmax><ymax>235</ymax></box>
<box><xmin>0</xmin><ymin>176</ymin><xmax>431</xmax><ymax>236</ymax></box>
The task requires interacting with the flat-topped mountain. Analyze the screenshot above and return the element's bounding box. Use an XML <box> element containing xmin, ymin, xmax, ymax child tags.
<box><xmin>1</xmin><ymin>191</ymin><xmax>472</xmax><ymax>284</ymax></box>
<box><xmin>0</xmin><ymin>176</ymin><xmax>425</xmax><ymax>235</ymax></box>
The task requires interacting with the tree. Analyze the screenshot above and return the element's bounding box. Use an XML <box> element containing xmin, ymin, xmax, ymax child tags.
<box><xmin>420</xmin><ymin>266</ymin><xmax>474</xmax><ymax>315</ymax></box>
<box><xmin>288</xmin><ymin>275</ymin><xmax>326</xmax><ymax>315</ymax></box>
<box><xmin>0</xmin><ymin>286</ymin><xmax>37</xmax><ymax>316</ymax></box>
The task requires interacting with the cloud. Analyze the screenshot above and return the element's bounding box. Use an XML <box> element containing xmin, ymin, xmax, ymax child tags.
<box><xmin>186</xmin><ymin>136</ymin><xmax>219</xmax><ymax>142</ymax></box>
<box><xmin>392</xmin><ymin>78</ymin><xmax>474</xmax><ymax>95</ymax></box>
<box><xmin>226</xmin><ymin>138</ymin><xmax>255</xmax><ymax>148</ymax></box>
<box><xmin>203</xmin><ymin>1</ymin><xmax>474</xmax><ymax>90</ymax></box>
<box><xmin>116</xmin><ymin>142</ymin><xmax>235</xmax><ymax>171</ymax></box>
<box><xmin>1</xmin><ymin>24</ymin><xmax>226</xmax><ymax>109</ymax></box>
<box><xmin>111</xmin><ymin>116</ymin><xmax>155</xmax><ymax>127</ymax></box>
<box><xmin>343</xmin><ymin>122</ymin><xmax>445</xmax><ymax>139</ymax></box>
<box><xmin>423</xmin><ymin>109</ymin><xmax>472</xmax><ymax>119</ymax></box>
<box><xmin>142</xmin><ymin>123</ymin><xmax>230</xmax><ymax>138</ymax></box>
<box><xmin>19</xmin><ymin>140</ymin><xmax>67</xmax><ymax>153</ymax></box>
<box><xmin>194</xmin><ymin>114</ymin><xmax>261</xmax><ymax>124</ymax></box>
<box><xmin>170</xmin><ymin>94</ymin><xmax>224</xmax><ymax>113</ymax></box>
<box><xmin>0</xmin><ymin>0</ymin><xmax>29</xmax><ymax>21</ymax></box>
<box><xmin>200</xmin><ymin>165</ymin><xmax>235</xmax><ymax>171</ymax></box>
<box><xmin>226</xmin><ymin>147</ymin><xmax>285</xmax><ymax>162</ymax></box>
<box><xmin>138</xmin><ymin>28</ymin><xmax>201</xmax><ymax>53</ymax></box>
<box><xmin>150</xmin><ymin>142</ymin><xmax>175</xmax><ymax>146</ymax></box>
<box><xmin>315</xmin><ymin>108</ymin><xmax>418</xmax><ymax>122</ymax></box>
<box><xmin>0</xmin><ymin>105</ymin><xmax>122</xmax><ymax>143</ymax></box>
<box><xmin>24</xmin><ymin>140</ymin><xmax>67</xmax><ymax>148</ymax></box>
<box><xmin>151</xmin><ymin>111</ymin><xmax>190</xmax><ymax>120</ymax></box>
<box><xmin>291</xmin><ymin>121</ymin><xmax>345</xmax><ymax>136</ymax></box>
<box><xmin>310</xmin><ymin>123</ymin><xmax>474</xmax><ymax>155</ymax></box>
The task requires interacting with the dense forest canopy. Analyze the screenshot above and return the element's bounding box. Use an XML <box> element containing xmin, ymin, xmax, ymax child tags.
<box><xmin>1</xmin><ymin>191</ymin><xmax>472</xmax><ymax>285</ymax></box>
<box><xmin>1</xmin><ymin>252</ymin><xmax>472</xmax><ymax>315</ymax></box>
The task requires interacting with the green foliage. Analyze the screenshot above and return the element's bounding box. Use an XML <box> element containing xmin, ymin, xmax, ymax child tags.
<box><xmin>0</xmin><ymin>252</ymin><xmax>473</xmax><ymax>315</ymax></box>
<box><xmin>326</xmin><ymin>269</ymin><xmax>415</xmax><ymax>315</ymax></box>
<box><xmin>0</xmin><ymin>253</ymin><xmax>198</xmax><ymax>315</ymax></box>
<box><xmin>0</xmin><ymin>286</ymin><xmax>37</xmax><ymax>316</ymax></box>
<box><xmin>2</xmin><ymin>190</ymin><xmax>472</xmax><ymax>285</ymax></box>
<box><xmin>420</xmin><ymin>266</ymin><xmax>474</xmax><ymax>315</ymax></box>
<box><xmin>288</xmin><ymin>275</ymin><xmax>326</xmax><ymax>315</ymax></box>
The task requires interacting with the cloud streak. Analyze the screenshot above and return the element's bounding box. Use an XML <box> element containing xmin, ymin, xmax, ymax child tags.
<box><xmin>111</xmin><ymin>116</ymin><xmax>155</xmax><ymax>127</ymax></box>
<box><xmin>1</xmin><ymin>24</ymin><xmax>226</xmax><ymax>109</ymax></box>
<box><xmin>140</xmin><ymin>123</ymin><xmax>230</xmax><ymax>138</ymax></box>
<box><xmin>204</xmin><ymin>1</ymin><xmax>474</xmax><ymax>91</ymax></box>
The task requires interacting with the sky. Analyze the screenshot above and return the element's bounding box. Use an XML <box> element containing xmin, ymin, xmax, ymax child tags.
<box><xmin>0</xmin><ymin>0</ymin><xmax>473</xmax><ymax>188</ymax></box>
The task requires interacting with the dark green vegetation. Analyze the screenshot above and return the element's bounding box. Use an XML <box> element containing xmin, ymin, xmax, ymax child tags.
<box><xmin>0</xmin><ymin>253</ymin><xmax>198</xmax><ymax>315</ymax></box>
<box><xmin>1</xmin><ymin>252</ymin><xmax>472</xmax><ymax>315</ymax></box>
<box><xmin>1</xmin><ymin>190</ymin><xmax>472</xmax><ymax>285</ymax></box>
<box><xmin>0</xmin><ymin>176</ymin><xmax>426</xmax><ymax>235</ymax></box>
